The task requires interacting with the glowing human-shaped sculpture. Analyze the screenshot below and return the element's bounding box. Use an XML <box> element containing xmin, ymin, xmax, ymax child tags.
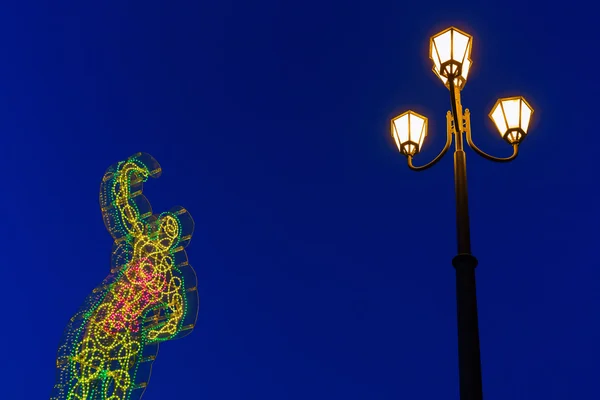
<box><xmin>51</xmin><ymin>153</ymin><xmax>199</xmax><ymax>400</ymax></box>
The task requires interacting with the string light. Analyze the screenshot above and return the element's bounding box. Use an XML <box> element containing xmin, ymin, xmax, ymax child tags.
<box><xmin>51</xmin><ymin>152</ymin><xmax>199</xmax><ymax>400</ymax></box>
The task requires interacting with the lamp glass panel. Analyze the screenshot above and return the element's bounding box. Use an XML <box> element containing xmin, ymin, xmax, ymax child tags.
<box><xmin>490</xmin><ymin>105</ymin><xmax>507</xmax><ymax>137</ymax></box>
<box><xmin>433</xmin><ymin>31</ymin><xmax>452</xmax><ymax>64</ymax></box>
<box><xmin>520</xmin><ymin>101</ymin><xmax>533</xmax><ymax>133</ymax></box>
<box><xmin>461</xmin><ymin>48</ymin><xmax>471</xmax><ymax>80</ymax></box>
<box><xmin>431</xmin><ymin>42</ymin><xmax>441</xmax><ymax>72</ymax></box>
<box><xmin>452</xmin><ymin>31</ymin><xmax>469</xmax><ymax>63</ymax></box>
<box><xmin>417</xmin><ymin>123</ymin><xmax>426</xmax><ymax>149</ymax></box>
<box><xmin>392</xmin><ymin>125</ymin><xmax>402</xmax><ymax>151</ymax></box>
<box><xmin>502</xmin><ymin>99</ymin><xmax>521</xmax><ymax>129</ymax></box>
<box><xmin>392</xmin><ymin>114</ymin><xmax>409</xmax><ymax>148</ymax></box>
<box><xmin>409</xmin><ymin>114</ymin><xmax>426</xmax><ymax>145</ymax></box>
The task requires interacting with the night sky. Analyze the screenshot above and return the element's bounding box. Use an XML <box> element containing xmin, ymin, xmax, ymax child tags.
<box><xmin>2</xmin><ymin>1</ymin><xmax>599</xmax><ymax>399</ymax></box>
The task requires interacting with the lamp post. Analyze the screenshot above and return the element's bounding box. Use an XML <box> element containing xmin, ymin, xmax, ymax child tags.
<box><xmin>391</xmin><ymin>27</ymin><xmax>534</xmax><ymax>400</ymax></box>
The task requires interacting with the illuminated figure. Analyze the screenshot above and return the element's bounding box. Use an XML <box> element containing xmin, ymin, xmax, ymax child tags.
<box><xmin>51</xmin><ymin>153</ymin><xmax>199</xmax><ymax>400</ymax></box>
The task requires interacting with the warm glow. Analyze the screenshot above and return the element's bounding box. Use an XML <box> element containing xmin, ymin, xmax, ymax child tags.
<box><xmin>391</xmin><ymin>111</ymin><xmax>428</xmax><ymax>156</ymax></box>
<box><xmin>502</xmin><ymin>99</ymin><xmax>521</xmax><ymax>128</ymax></box>
<box><xmin>430</xmin><ymin>27</ymin><xmax>473</xmax><ymax>88</ymax></box>
<box><xmin>520</xmin><ymin>101</ymin><xmax>532</xmax><ymax>133</ymax></box>
<box><xmin>490</xmin><ymin>106</ymin><xmax>506</xmax><ymax>137</ymax></box>
<box><xmin>489</xmin><ymin>96</ymin><xmax>534</xmax><ymax>143</ymax></box>
<box><xmin>433</xmin><ymin>31</ymin><xmax>452</xmax><ymax>66</ymax></box>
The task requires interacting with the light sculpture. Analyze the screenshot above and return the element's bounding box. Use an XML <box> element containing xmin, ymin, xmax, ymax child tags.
<box><xmin>51</xmin><ymin>152</ymin><xmax>199</xmax><ymax>400</ymax></box>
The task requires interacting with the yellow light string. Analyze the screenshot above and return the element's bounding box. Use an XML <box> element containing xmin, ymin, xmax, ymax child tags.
<box><xmin>51</xmin><ymin>153</ymin><xmax>198</xmax><ymax>400</ymax></box>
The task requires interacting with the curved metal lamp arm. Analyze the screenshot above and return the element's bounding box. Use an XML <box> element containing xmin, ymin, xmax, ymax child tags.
<box><xmin>408</xmin><ymin>112</ymin><xmax>453</xmax><ymax>171</ymax></box>
<box><xmin>464</xmin><ymin>109</ymin><xmax>519</xmax><ymax>163</ymax></box>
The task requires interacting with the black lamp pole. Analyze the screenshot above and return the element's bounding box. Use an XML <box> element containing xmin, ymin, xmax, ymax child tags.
<box><xmin>394</xmin><ymin>27</ymin><xmax>535</xmax><ymax>399</ymax></box>
<box><xmin>405</xmin><ymin>72</ymin><xmax>524</xmax><ymax>400</ymax></box>
<box><xmin>448</xmin><ymin>78</ymin><xmax>483</xmax><ymax>400</ymax></box>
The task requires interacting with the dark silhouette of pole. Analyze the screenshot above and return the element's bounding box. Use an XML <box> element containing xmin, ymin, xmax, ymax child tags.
<box><xmin>449</xmin><ymin>79</ymin><xmax>483</xmax><ymax>400</ymax></box>
<box><xmin>404</xmin><ymin>66</ymin><xmax>530</xmax><ymax>399</ymax></box>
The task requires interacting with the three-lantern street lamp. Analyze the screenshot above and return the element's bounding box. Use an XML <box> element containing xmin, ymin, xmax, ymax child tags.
<box><xmin>391</xmin><ymin>27</ymin><xmax>534</xmax><ymax>400</ymax></box>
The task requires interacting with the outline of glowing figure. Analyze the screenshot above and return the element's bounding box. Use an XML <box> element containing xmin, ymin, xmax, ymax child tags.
<box><xmin>51</xmin><ymin>153</ymin><xmax>199</xmax><ymax>400</ymax></box>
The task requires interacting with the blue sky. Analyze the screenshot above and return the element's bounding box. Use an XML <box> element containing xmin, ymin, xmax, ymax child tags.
<box><xmin>1</xmin><ymin>1</ymin><xmax>598</xmax><ymax>399</ymax></box>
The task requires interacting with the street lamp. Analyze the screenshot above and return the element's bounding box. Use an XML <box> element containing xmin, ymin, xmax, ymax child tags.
<box><xmin>391</xmin><ymin>26</ymin><xmax>535</xmax><ymax>400</ymax></box>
